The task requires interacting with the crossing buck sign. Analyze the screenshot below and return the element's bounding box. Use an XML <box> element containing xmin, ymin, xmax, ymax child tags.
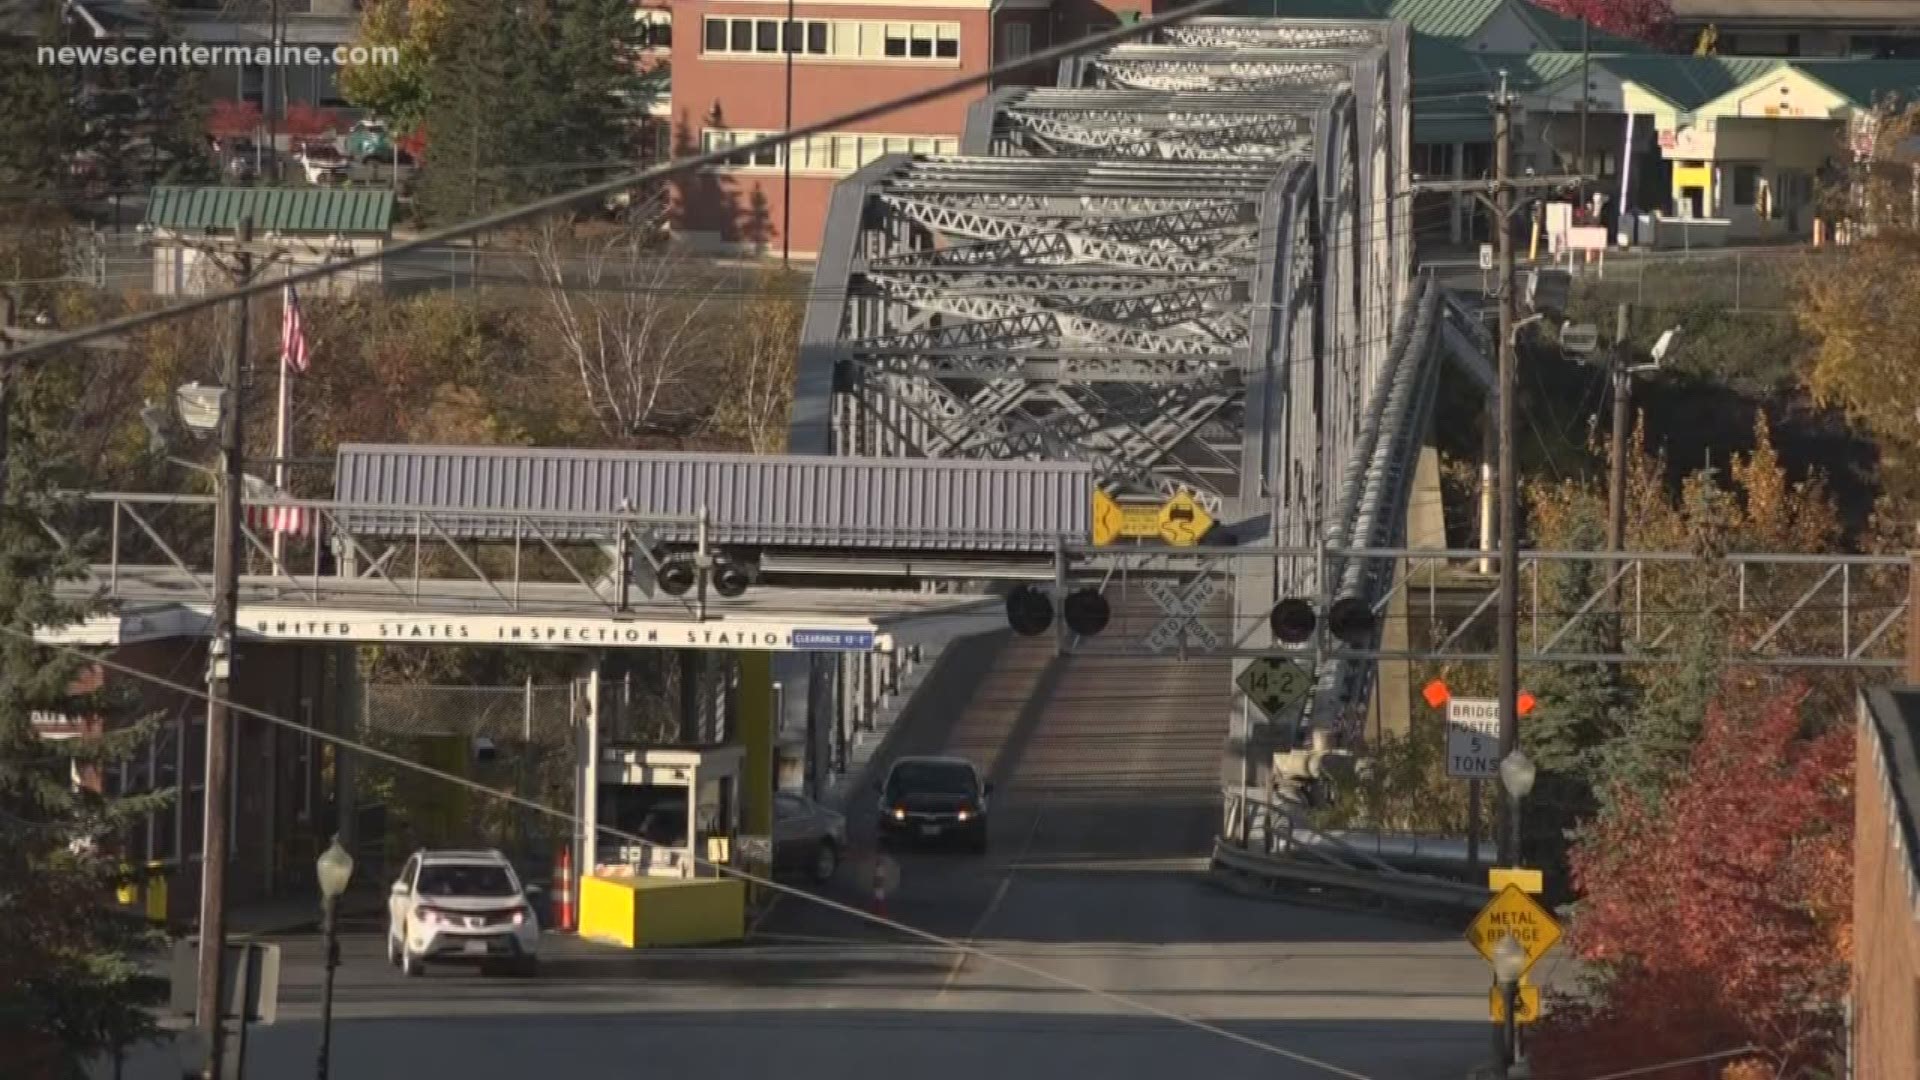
<box><xmin>1236</xmin><ymin>657</ymin><xmax>1313</xmax><ymax>720</ymax></box>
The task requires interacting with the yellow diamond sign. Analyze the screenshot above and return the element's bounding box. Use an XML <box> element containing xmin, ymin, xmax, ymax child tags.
<box><xmin>1157</xmin><ymin>489</ymin><xmax>1213</xmax><ymax>546</ymax></box>
<box><xmin>1466</xmin><ymin>884</ymin><xmax>1561</xmax><ymax>976</ymax></box>
<box><xmin>1489</xmin><ymin>981</ymin><xmax>1541</xmax><ymax>1024</ymax></box>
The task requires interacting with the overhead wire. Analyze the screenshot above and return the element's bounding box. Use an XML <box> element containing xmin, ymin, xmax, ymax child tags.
<box><xmin>4</xmin><ymin>621</ymin><xmax>1380</xmax><ymax>1080</ymax></box>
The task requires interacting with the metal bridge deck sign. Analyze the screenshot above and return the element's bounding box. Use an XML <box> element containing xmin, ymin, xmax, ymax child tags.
<box><xmin>1467</xmin><ymin>884</ymin><xmax>1562</xmax><ymax>978</ymax></box>
<box><xmin>1445</xmin><ymin>697</ymin><xmax>1501</xmax><ymax>779</ymax></box>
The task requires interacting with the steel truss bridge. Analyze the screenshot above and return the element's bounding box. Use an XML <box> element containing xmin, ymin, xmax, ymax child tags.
<box><xmin>787</xmin><ymin>14</ymin><xmax>1434</xmax><ymax>786</ymax></box>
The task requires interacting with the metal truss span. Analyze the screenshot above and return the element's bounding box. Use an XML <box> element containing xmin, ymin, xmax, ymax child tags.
<box><xmin>787</xmin><ymin>14</ymin><xmax>1420</xmax><ymax>808</ymax></box>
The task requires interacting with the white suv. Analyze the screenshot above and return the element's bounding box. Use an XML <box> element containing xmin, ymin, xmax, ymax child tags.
<box><xmin>387</xmin><ymin>849</ymin><xmax>541</xmax><ymax>977</ymax></box>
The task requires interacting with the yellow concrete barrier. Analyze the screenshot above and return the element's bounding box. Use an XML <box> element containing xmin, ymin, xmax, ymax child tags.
<box><xmin>578</xmin><ymin>874</ymin><xmax>745</xmax><ymax>948</ymax></box>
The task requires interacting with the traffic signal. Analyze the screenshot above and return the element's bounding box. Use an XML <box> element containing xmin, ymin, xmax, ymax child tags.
<box><xmin>1265</xmin><ymin>596</ymin><xmax>1379</xmax><ymax>647</ymax></box>
<box><xmin>1006</xmin><ymin>584</ymin><xmax>1052</xmax><ymax>636</ymax></box>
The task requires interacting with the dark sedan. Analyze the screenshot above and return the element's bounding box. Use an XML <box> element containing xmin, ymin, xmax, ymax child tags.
<box><xmin>874</xmin><ymin>755</ymin><xmax>992</xmax><ymax>853</ymax></box>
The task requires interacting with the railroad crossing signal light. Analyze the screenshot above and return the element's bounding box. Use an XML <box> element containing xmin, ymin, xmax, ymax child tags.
<box><xmin>711</xmin><ymin>558</ymin><xmax>751</xmax><ymax>598</ymax></box>
<box><xmin>657</xmin><ymin>560</ymin><xmax>697</xmax><ymax>597</ymax></box>
<box><xmin>1267</xmin><ymin>597</ymin><xmax>1377</xmax><ymax>646</ymax></box>
<box><xmin>1325</xmin><ymin>596</ymin><xmax>1377</xmax><ymax>647</ymax></box>
<box><xmin>1061</xmin><ymin>588</ymin><xmax>1110</xmax><ymax>636</ymax></box>
<box><xmin>1269</xmin><ymin>598</ymin><xmax>1316</xmax><ymax>643</ymax></box>
<box><xmin>1005</xmin><ymin>585</ymin><xmax>1111</xmax><ymax>637</ymax></box>
<box><xmin>1006</xmin><ymin>584</ymin><xmax>1052</xmax><ymax>636</ymax></box>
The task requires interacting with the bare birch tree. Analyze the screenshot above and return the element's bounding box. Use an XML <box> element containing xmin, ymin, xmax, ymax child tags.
<box><xmin>707</xmin><ymin>273</ymin><xmax>802</xmax><ymax>452</ymax></box>
<box><xmin>527</xmin><ymin>201</ymin><xmax>713</xmax><ymax>444</ymax></box>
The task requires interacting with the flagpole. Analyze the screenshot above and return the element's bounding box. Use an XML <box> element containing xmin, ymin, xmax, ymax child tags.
<box><xmin>272</xmin><ymin>289</ymin><xmax>292</xmax><ymax>570</ymax></box>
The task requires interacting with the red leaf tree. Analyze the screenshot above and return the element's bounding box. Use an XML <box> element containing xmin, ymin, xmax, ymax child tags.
<box><xmin>207</xmin><ymin>98</ymin><xmax>262</xmax><ymax>140</ymax></box>
<box><xmin>1529</xmin><ymin>679</ymin><xmax>1852</xmax><ymax>1080</ymax></box>
<box><xmin>1529</xmin><ymin>0</ymin><xmax>1674</xmax><ymax>44</ymax></box>
<box><xmin>281</xmin><ymin>102</ymin><xmax>342</xmax><ymax>143</ymax></box>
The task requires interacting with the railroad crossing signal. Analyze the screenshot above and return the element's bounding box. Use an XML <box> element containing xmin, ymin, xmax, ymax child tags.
<box><xmin>1091</xmin><ymin>488</ymin><xmax>1214</xmax><ymax>547</ymax></box>
<box><xmin>1145</xmin><ymin>575</ymin><xmax>1219</xmax><ymax>653</ymax></box>
<box><xmin>1236</xmin><ymin>657</ymin><xmax>1313</xmax><ymax>720</ymax></box>
<box><xmin>1467</xmin><ymin>884</ymin><xmax>1562</xmax><ymax>978</ymax></box>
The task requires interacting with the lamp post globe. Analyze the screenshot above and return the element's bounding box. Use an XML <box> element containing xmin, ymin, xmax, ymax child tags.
<box><xmin>1490</xmin><ymin>931</ymin><xmax>1527</xmax><ymax>988</ymax></box>
<box><xmin>1499</xmin><ymin>748</ymin><xmax>1537</xmax><ymax>802</ymax></box>
<box><xmin>316</xmin><ymin>836</ymin><xmax>354</xmax><ymax>899</ymax></box>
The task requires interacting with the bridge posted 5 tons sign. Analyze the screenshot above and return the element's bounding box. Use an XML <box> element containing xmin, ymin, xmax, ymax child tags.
<box><xmin>1445</xmin><ymin>698</ymin><xmax>1501</xmax><ymax>779</ymax></box>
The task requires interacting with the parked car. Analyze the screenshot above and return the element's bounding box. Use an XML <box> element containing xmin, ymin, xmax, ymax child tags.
<box><xmin>386</xmin><ymin>848</ymin><xmax>542</xmax><ymax>977</ymax></box>
<box><xmin>296</xmin><ymin>142</ymin><xmax>349</xmax><ymax>185</ymax></box>
<box><xmin>772</xmin><ymin>790</ymin><xmax>845</xmax><ymax>882</ymax></box>
<box><xmin>874</xmin><ymin>755</ymin><xmax>991</xmax><ymax>853</ymax></box>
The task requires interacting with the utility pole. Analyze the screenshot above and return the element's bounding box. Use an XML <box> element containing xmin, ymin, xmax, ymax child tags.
<box><xmin>1606</xmin><ymin>303</ymin><xmax>1632</xmax><ymax>565</ymax></box>
<box><xmin>195</xmin><ymin>217</ymin><xmax>253</xmax><ymax>1080</ymax></box>
<box><xmin>1492</xmin><ymin>77</ymin><xmax>1520</xmax><ymax>871</ymax></box>
<box><xmin>1578</xmin><ymin>17</ymin><xmax>1589</xmax><ymax>182</ymax></box>
<box><xmin>267</xmin><ymin>0</ymin><xmax>281</xmax><ymax>182</ymax></box>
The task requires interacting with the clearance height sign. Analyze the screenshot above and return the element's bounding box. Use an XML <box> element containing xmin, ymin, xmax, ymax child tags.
<box><xmin>237</xmin><ymin>609</ymin><xmax>882</xmax><ymax>652</ymax></box>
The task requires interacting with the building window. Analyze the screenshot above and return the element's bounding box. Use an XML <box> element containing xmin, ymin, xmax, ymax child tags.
<box><xmin>1001</xmin><ymin>22</ymin><xmax>1031</xmax><ymax>61</ymax></box>
<box><xmin>637</xmin><ymin>12</ymin><xmax>671</xmax><ymax>49</ymax></box>
<box><xmin>1731</xmin><ymin>164</ymin><xmax>1760</xmax><ymax>207</ymax></box>
<box><xmin>703</xmin><ymin>128</ymin><xmax>958</xmax><ymax>173</ymax></box>
<box><xmin>702</xmin><ymin>17</ymin><xmax>958</xmax><ymax>61</ymax></box>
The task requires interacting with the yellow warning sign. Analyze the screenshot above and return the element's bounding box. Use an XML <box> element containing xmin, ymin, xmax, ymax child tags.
<box><xmin>1489</xmin><ymin>981</ymin><xmax>1541</xmax><ymax>1024</ymax></box>
<box><xmin>1093</xmin><ymin>489</ymin><xmax>1186</xmax><ymax>546</ymax></box>
<box><xmin>1466</xmin><ymin>884</ymin><xmax>1561</xmax><ymax>976</ymax></box>
<box><xmin>1157</xmin><ymin>489</ymin><xmax>1213</xmax><ymax>546</ymax></box>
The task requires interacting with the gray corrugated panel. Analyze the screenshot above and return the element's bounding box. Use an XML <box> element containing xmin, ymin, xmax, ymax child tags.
<box><xmin>333</xmin><ymin>445</ymin><xmax>1093</xmax><ymax>552</ymax></box>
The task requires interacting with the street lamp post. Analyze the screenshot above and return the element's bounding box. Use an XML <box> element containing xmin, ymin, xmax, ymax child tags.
<box><xmin>1498</xmin><ymin>748</ymin><xmax>1536</xmax><ymax>868</ymax></box>
<box><xmin>314</xmin><ymin>836</ymin><xmax>354</xmax><ymax>1080</ymax></box>
<box><xmin>1491</xmin><ymin>932</ymin><xmax>1527</xmax><ymax>1073</ymax></box>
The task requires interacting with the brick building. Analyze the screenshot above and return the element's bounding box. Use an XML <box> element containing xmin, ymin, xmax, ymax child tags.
<box><xmin>668</xmin><ymin>0</ymin><xmax>1159</xmax><ymax>259</ymax></box>
<box><xmin>1855</xmin><ymin>687</ymin><xmax>1920</xmax><ymax>1078</ymax></box>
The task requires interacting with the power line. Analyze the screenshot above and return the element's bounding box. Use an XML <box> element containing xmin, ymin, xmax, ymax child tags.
<box><xmin>4</xmin><ymin>620</ymin><xmax>1380</xmax><ymax>1080</ymax></box>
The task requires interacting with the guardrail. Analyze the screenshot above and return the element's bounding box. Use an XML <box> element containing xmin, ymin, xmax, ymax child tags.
<box><xmin>1216</xmin><ymin>786</ymin><xmax>1489</xmax><ymax>912</ymax></box>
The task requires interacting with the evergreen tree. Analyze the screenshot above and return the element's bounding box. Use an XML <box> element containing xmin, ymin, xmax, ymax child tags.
<box><xmin>0</xmin><ymin>3</ymin><xmax>80</xmax><ymax>196</ymax></box>
<box><xmin>1520</xmin><ymin>510</ymin><xmax>1628</xmax><ymax>897</ymax></box>
<box><xmin>0</xmin><ymin>371</ymin><xmax>172</xmax><ymax>1072</ymax></box>
<box><xmin>414</xmin><ymin>0</ymin><xmax>642</xmax><ymax>224</ymax></box>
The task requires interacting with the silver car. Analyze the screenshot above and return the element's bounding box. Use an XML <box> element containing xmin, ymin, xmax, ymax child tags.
<box><xmin>773</xmin><ymin>791</ymin><xmax>846</xmax><ymax>882</ymax></box>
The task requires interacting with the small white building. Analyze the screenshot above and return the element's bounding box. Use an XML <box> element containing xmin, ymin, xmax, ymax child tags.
<box><xmin>144</xmin><ymin>185</ymin><xmax>393</xmax><ymax>298</ymax></box>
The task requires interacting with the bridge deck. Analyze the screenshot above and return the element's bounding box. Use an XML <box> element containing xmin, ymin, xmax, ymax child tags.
<box><xmin>49</xmin><ymin>566</ymin><xmax>1002</xmax><ymax>653</ymax></box>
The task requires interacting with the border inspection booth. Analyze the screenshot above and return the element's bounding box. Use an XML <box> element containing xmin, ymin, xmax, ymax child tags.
<box><xmin>578</xmin><ymin>743</ymin><xmax>750</xmax><ymax>948</ymax></box>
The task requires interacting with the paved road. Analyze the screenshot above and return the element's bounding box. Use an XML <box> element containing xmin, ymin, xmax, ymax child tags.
<box><xmin>108</xmin><ymin>625</ymin><xmax>1494</xmax><ymax>1080</ymax></box>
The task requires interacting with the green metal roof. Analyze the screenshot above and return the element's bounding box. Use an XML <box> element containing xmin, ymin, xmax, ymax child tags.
<box><xmin>1790</xmin><ymin>59</ymin><xmax>1920</xmax><ymax>108</ymax></box>
<box><xmin>1517</xmin><ymin>3</ymin><xmax>1651</xmax><ymax>54</ymax></box>
<box><xmin>144</xmin><ymin>186</ymin><xmax>395</xmax><ymax>236</ymax></box>
<box><xmin>1591</xmin><ymin>54</ymin><xmax>1780</xmax><ymax>108</ymax></box>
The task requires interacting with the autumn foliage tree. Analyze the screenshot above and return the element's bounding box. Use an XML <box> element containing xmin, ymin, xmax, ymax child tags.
<box><xmin>1529</xmin><ymin>680</ymin><xmax>1852</xmax><ymax>1080</ymax></box>
<box><xmin>1528</xmin><ymin>0</ymin><xmax>1674</xmax><ymax>44</ymax></box>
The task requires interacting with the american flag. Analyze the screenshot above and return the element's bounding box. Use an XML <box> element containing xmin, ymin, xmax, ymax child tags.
<box><xmin>246</xmin><ymin>503</ymin><xmax>321</xmax><ymax>541</ymax></box>
<box><xmin>281</xmin><ymin>283</ymin><xmax>310</xmax><ymax>374</ymax></box>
